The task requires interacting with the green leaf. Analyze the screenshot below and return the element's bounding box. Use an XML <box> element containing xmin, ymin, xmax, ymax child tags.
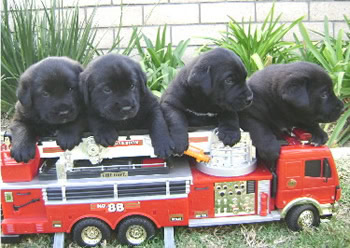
<box><xmin>327</xmin><ymin>106</ymin><xmax>350</xmax><ymax>147</ymax></box>
<box><xmin>298</xmin><ymin>22</ymin><xmax>332</xmax><ymax>71</ymax></box>
<box><xmin>251</xmin><ymin>53</ymin><xmax>265</xmax><ymax>71</ymax></box>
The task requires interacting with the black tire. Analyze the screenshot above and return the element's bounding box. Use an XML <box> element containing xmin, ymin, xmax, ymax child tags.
<box><xmin>117</xmin><ymin>216</ymin><xmax>156</xmax><ymax>246</ymax></box>
<box><xmin>73</xmin><ymin>218</ymin><xmax>112</xmax><ymax>247</ymax></box>
<box><xmin>285</xmin><ymin>205</ymin><xmax>320</xmax><ymax>231</ymax></box>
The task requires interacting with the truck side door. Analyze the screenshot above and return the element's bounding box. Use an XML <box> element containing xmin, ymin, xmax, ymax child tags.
<box><xmin>303</xmin><ymin>158</ymin><xmax>335</xmax><ymax>204</ymax></box>
<box><xmin>276</xmin><ymin>160</ymin><xmax>304</xmax><ymax>208</ymax></box>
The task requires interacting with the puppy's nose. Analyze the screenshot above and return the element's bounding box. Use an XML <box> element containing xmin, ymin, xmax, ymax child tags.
<box><xmin>58</xmin><ymin>110</ymin><xmax>70</xmax><ymax>116</ymax></box>
<box><xmin>245</xmin><ymin>94</ymin><xmax>253</xmax><ymax>106</ymax></box>
<box><xmin>121</xmin><ymin>106</ymin><xmax>133</xmax><ymax>111</ymax></box>
<box><xmin>336</xmin><ymin>101</ymin><xmax>344</xmax><ymax>112</ymax></box>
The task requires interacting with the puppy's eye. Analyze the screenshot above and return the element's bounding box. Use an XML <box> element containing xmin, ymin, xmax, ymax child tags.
<box><xmin>130</xmin><ymin>84</ymin><xmax>135</xmax><ymax>90</ymax></box>
<box><xmin>225</xmin><ymin>78</ymin><xmax>234</xmax><ymax>85</ymax></box>
<box><xmin>68</xmin><ymin>87</ymin><xmax>74</xmax><ymax>92</ymax></box>
<box><xmin>103</xmin><ymin>86</ymin><xmax>112</xmax><ymax>94</ymax></box>
<box><xmin>42</xmin><ymin>91</ymin><xmax>50</xmax><ymax>97</ymax></box>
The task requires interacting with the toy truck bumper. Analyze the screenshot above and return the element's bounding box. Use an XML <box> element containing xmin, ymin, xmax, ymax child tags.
<box><xmin>1</xmin><ymin>234</ymin><xmax>21</xmax><ymax>244</ymax></box>
<box><xmin>321</xmin><ymin>202</ymin><xmax>339</xmax><ymax>217</ymax></box>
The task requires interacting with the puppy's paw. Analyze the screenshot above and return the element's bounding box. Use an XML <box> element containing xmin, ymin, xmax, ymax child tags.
<box><xmin>172</xmin><ymin>134</ymin><xmax>189</xmax><ymax>155</ymax></box>
<box><xmin>152</xmin><ymin>137</ymin><xmax>175</xmax><ymax>159</ymax></box>
<box><xmin>93</xmin><ymin>128</ymin><xmax>118</xmax><ymax>147</ymax></box>
<box><xmin>218</xmin><ymin>128</ymin><xmax>241</xmax><ymax>146</ymax></box>
<box><xmin>56</xmin><ymin>131</ymin><xmax>82</xmax><ymax>151</ymax></box>
<box><xmin>311</xmin><ymin>129</ymin><xmax>328</xmax><ymax>146</ymax></box>
<box><xmin>10</xmin><ymin>143</ymin><xmax>36</xmax><ymax>163</ymax></box>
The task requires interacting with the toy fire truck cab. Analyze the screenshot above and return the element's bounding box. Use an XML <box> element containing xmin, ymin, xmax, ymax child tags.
<box><xmin>276</xmin><ymin>144</ymin><xmax>340</xmax><ymax>231</ymax></box>
<box><xmin>0</xmin><ymin>128</ymin><xmax>341</xmax><ymax>248</ymax></box>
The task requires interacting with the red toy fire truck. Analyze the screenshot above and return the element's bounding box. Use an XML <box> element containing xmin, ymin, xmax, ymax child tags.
<box><xmin>1</xmin><ymin>128</ymin><xmax>341</xmax><ymax>247</ymax></box>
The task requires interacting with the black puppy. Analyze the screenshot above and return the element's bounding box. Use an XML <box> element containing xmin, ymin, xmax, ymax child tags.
<box><xmin>239</xmin><ymin>62</ymin><xmax>344</xmax><ymax>165</ymax></box>
<box><xmin>80</xmin><ymin>53</ymin><xmax>173</xmax><ymax>159</ymax></box>
<box><xmin>161</xmin><ymin>48</ymin><xmax>253</xmax><ymax>154</ymax></box>
<box><xmin>10</xmin><ymin>57</ymin><xmax>85</xmax><ymax>162</ymax></box>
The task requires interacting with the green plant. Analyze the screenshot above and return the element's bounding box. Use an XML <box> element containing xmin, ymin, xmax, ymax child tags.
<box><xmin>135</xmin><ymin>25</ymin><xmax>190</xmax><ymax>96</ymax></box>
<box><xmin>298</xmin><ymin>17</ymin><xmax>350</xmax><ymax>146</ymax></box>
<box><xmin>201</xmin><ymin>5</ymin><xmax>303</xmax><ymax>76</ymax></box>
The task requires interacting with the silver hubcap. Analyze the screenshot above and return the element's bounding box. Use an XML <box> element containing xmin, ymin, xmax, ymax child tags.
<box><xmin>298</xmin><ymin>210</ymin><xmax>314</xmax><ymax>228</ymax></box>
<box><xmin>126</xmin><ymin>225</ymin><xmax>147</xmax><ymax>244</ymax></box>
<box><xmin>81</xmin><ymin>226</ymin><xmax>102</xmax><ymax>245</ymax></box>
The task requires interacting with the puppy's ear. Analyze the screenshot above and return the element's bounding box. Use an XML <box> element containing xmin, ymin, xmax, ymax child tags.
<box><xmin>187</xmin><ymin>64</ymin><xmax>212</xmax><ymax>96</ymax></box>
<box><xmin>79</xmin><ymin>71</ymin><xmax>90</xmax><ymax>105</ymax></box>
<box><xmin>281</xmin><ymin>76</ymin><xmax>310</xmax><ymax>109</ymax></box>
<box><xmin>16</xmin><ymin>73</ymin><xmax>32</xmax><ymax>107</ymax></box>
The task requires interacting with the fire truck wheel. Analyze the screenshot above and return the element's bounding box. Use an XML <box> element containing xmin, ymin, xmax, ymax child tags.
<box><xmin>73</xmin><ymin>218</ymin><xmax>112</xmax><ymax>247</ymax></box>
<box><xmin>286</xmin><ymin>205</ymin><xmax>320</xmax><ymax>231</ymax></box>
<box><xmin>117</xmin><ymin>217</ymin><xmax>156</xmax><ymax>246</ymax></box>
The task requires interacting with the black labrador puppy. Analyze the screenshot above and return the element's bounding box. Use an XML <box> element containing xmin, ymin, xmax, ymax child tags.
<box><xmin>239</xmin><ymin>62</ymin><xmax>344</xmax><ymax>165</ymax></box>
<box><xmin>10</xmin><ymin>57</ymin><xmax>85</xmax><ymax>162</ymax></box>
<box><xmin>79</xmin><ymin>53</ymin><xmax>173</xmax><ymax>159</ymax></box>
<box><xmin>161</xmin><ymin>48</ymin><xmax>253</xmax><ymax>154</ymax></box>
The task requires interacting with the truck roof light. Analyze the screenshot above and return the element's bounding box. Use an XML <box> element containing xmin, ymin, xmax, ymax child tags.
<box><xmin>292</xmin><ymin>128</ymin><xmax>312</xmax><ymax>141</ymax></box>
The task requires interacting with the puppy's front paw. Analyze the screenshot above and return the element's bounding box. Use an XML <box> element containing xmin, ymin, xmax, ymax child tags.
<box><xmin>311</xmin><ymin>129</ymin><xmax>328</xmax><ymax>146</ymax></box>
<box><xmin>10</xmin><ymin>142</ymin><xmax>36</xmax><ymax>163</ymax></box>
<box><xmin>152</xmin><ymin>137</ymin><xmax>175</xmax><ymax>159</ymax></box>
<box><xmin>93</xmin><ymin>127</ymin><xmax>118</xmax><ymax>147</ymax></box>
<box><xmin>172</xmin><ymin>133</ymin><xmax>189</xmax><ymax>155</ymax></box>
<box><xmin>218</xmin><ymin>128</ymin><xmax>241</xmax><ymax>146</ymax></box>
<box><xmin>56</xmin><ymin>131</ymin><xmax>82</xmax><ymax>151</ymax></box>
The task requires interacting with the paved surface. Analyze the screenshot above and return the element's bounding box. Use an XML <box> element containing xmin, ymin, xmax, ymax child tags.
<box><xmin>331</xmin><ymin>147</ymin><xmax>350</xmax><ymax>160</ymax></box>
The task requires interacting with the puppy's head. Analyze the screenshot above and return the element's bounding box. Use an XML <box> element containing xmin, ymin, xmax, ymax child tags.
<box><xmin>17</xmin><ymin>57</ymin><xmax>83</xmax><ymax>124</ymax></box>
<box><xmin>280</xmin><ymin>62</ymin><xmax>344</xmax><ymax>123</ymax></box>
<box><xmin>187</xmin><ymin>48</ymin><xmax>253</xmax><ymax>112</ymax></box>
<box><xmin>80</xmin><ymin>54</ymin><xmax>147</xmax><ymax>122</ymax></box>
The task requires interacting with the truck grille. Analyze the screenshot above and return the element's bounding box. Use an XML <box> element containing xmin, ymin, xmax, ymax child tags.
<box><xmin>118</xmin><ymin>182</ymin><xmax>166</xmax><ymax>197</ymax></box>
<box><xmin>66</xmin><ymin>185</ymin><xmax>114</xmax><ymax>200</ymax></box>
<box><xmin>46</xmin><ymin>188</ymin><xmax>63</xmax><ymax>201</ymax></box>
<box><xmin>170</xmin><ymin>181</ymin><xmax>187</xmax><ymax>194</ymax></box>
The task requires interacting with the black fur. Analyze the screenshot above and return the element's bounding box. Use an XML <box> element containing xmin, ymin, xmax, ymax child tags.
<box><xmin>239</xmin><ymin>62</ymin><xmax>344</xmax><ymax>165</ymax></box>
<box><xmin>161</xmin><ymin>48</ymin><xmax>253</xmax><ymax>154</ymax></box>
<box><xmin>80</xmin><ymin>53</ymin><xmax>174</xmax><ymax>159</ymax></box>
<box><xmin>10</xmin><ymin>57</ymin><xmax>85</xmax><ymax>162</ymax></box>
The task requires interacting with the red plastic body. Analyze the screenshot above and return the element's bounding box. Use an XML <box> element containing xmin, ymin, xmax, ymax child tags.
<box><xmin>1</xmin><ymin>148</ymin><xmax>40</xmax><ymax>182</ymax></box>
<box><xmin>260</xmin><ymin>193</ymin><xmax>268</xmax><ymax>216</ymax></box>
<box><xmin>188</xmin><ymin>163</ymin><xmax>272</xmax><ymax>218</ymax></box>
